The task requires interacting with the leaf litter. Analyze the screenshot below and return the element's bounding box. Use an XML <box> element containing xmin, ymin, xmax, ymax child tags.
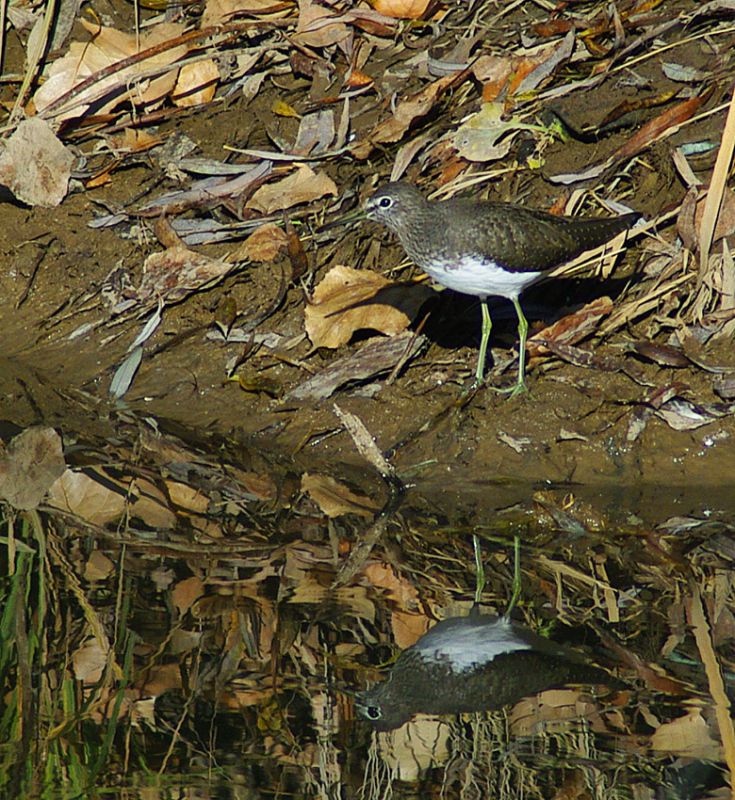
<box><xmin>2</xmin><ymin>0</ymin><xmax>735</xmax><ymax>795</ymax></box>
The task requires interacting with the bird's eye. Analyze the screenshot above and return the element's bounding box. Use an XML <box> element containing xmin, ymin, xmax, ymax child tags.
<box><xmin>378</xmin><ymin>197</ymin><xmax>393</xmax><ymax>209</ymax></box>
<box><xmin>366</xmin><ymin>706</ymin><xmax>382</xmax><ymax>720</ymax></box>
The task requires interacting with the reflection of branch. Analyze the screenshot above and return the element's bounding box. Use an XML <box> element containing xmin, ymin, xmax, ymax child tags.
<box><xmin>687</xmin><ymin>581</ymin><xmax>735</xmax><ymax>777</ymax></box>
<box><xmin>332</xmin><ymin>473</ymin><xmax>404</xmax><ymax>589</ymax></box>
<box><xmin>330</xmin><ymin>404</ymin><xmax>405</xmax><ymax>587</ymax></box>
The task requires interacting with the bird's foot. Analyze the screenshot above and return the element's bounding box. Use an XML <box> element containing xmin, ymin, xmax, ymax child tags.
<box><xmin>497</xmin><ymin>381</ymin><xmax>529</xmax><ymax>398</ymax></box>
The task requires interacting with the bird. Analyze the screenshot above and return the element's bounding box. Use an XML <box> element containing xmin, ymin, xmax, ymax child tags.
<box><xmin>363</xmin><ymin>182</ymin><xmax>637</xmax><ymax>395</ymax></box>
<box><xmin>355</xmin><ymin>610</ymin><xmax>618</xmax><ymax>731</ymax></box>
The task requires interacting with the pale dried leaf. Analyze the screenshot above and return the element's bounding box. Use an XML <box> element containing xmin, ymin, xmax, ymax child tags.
<box><xmin>232</xmin><ymin>223</ymin><xmax>289</xmax><ymax>262</ymax></box>
<box><xmin>370</xmin><ymin>0</ymin><xmax>430</xmax><ymax>19</ymax></box>
<box><xmin>350</xmin><ymin>73</ymin><xmax>460</xmax><ymax>159</ymax></box>
<box><xmin>0</xmin><ymin>119</ymin><xmax>74</xmax><ymax>207</ymax></box>
<box><xmin>247</xmin><ymin>165</ymin><xmax>337</xmax><ymax>214</ymax></box>
<box><xmin>137</xmin><ymin>245</ymin><xmax>233</xmax><ymax>304</ymax></box>
<box><xmin>286</xmin><ymin>331</ymin><xmax>427</xmax><ymax>401</ymax></box>
<box><xmin>295</xmin><ymin>0</ymin><xmax>350</xmax><ymax>48</ymax></box>
<box><xmin>172</xmin><ymin>58</ymin><xmax>219</xmax><ymax>107</ymax></box>
<box><xmin>305</xmin><ymin>265</ymin><xmax>411</xmax><ymax>348</ymax></box>
<box><xmin>202</xmin><ymin>0</ymin><xmax>290</xmax><ymax>26</ymax></box>
<box><xmin>454</xmin><ymin>102</ymin><xmax>541</xmax><ymax>162</ymax></box>
<box><xmin>33</xmin><ymin>20</ymin><xmax>188</xmax><ymax>120</ymax></box>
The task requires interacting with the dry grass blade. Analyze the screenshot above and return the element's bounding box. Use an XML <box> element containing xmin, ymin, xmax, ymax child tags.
<box><xmin>698</xmin><ymin>83</ymin><xmax>735</xmax><ymax>282</ymax></box>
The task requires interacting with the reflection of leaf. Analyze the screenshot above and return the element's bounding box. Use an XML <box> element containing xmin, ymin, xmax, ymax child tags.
<box><xmin>73</xmin><ymin>638</ymin><xmax>108</xmax><ymax>684</ymax></box>
<box><xmin>301</xmin><ymin>473</ymin><xmax>380</xmax><ymax>518</ymax></box>
<box><xmin>511</xmin><ymin>688</ymin><xmax>613</xmax><ymax>736</ymax></box>
<box><xmin>650</xmin><ymin>707</ymin><xmax>722</xmax><ymax>759</ymax></box>
<box><xmin>246</xmin><ymin>165</ymin><xmax>337</xmax><ymax>214</ymax></box>
<box><xmin>305</xmin><ymin>265</ymin><xmax>412</xmax><ymax>348</ymax></box>
<box><xmin>172</xmin><ymin>576</ymin><xmax>205</xmax><ymax>614</ymax></box>
<box><xmin>0</xmin><ymin>426</ymin><xmax>65</xmax><ymax>510</ymax></box>
<box><xmin>48</xmin><ymin>469</ymin><xmax>127</xmax><ymax>525</ymax></box>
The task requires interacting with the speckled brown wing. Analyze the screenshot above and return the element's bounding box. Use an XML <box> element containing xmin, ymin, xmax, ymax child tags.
<box><xmin>438</xmin><ymin>200</ymin><xmax>637</xmax><ymax>274</ymax></box>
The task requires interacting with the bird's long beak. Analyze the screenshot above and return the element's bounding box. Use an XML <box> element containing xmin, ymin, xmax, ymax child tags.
<box><xmin>319</xmin><ymin>205</ymin><xmax>366</xmax><ymax>232</ymax></box>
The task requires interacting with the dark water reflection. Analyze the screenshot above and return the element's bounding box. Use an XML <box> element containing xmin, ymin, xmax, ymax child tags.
<box><xmin>1</xmin><ymin>415</ymin><xmax>733</xmax><ymax>800</ymax></box>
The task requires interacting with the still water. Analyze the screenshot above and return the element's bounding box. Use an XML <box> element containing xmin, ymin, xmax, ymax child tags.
<box><xmin>1</xmin><ymin>416</ymin><xmax>732</xmax><ymax>800</ymax></box>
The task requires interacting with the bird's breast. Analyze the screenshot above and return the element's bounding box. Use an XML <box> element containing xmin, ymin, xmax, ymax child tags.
<box><xmin>419</xmin><ymin>254</ymin><xmax>543</xmax><ymax>301</ymax></box>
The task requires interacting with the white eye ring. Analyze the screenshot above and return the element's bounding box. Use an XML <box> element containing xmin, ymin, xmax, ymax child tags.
<box><xmin>378</xmin><ymin>197</ymin><xmax>393</xmax><ymax>209</ymax></box>
<box><xmin>366</xmin><ymin>706</ymin><xmax>381</xmax><ymax>720</ymax></box>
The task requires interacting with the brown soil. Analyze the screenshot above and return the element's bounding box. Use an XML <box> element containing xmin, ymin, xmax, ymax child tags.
<box><xmin>1</xmin><ymin>0</ymin><xmax>734</xmax><ymax>522</ymax></box>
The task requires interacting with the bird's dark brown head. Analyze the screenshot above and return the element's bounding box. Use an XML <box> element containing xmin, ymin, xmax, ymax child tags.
<box><xmin>355</xmin><ymin>683</ymin><xmax>414</xmax><ymax>732</ymax></box>
<box><xmin>363</xmin><ymin>182</ymin><xmax>430</xmax><ymax>235</ymax></box>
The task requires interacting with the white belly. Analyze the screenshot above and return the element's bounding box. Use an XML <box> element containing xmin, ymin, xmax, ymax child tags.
<box><xmin>423</xmin><ymin>256</ymin><xmax>542</xmax><ymax>300</ymax></box>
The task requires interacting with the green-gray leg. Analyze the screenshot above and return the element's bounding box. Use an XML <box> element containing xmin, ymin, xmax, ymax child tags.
<box><xmin>504</xmin><ymin>536</ymin><xmax>522</xmax><ymax>618</ymax></box>
<box><xmin>509</xmin><ymin>296</ymin><xmax>529</xmax><ymax>396</ymax></box>
<box><xmin>475</xmin><ymin>299</ymin><xmax>492</xmax><ymax>385</ymax></box>
<box><xmin>473</xmin><ymin>534</ymin><xmax>485</xmax><ymax>604</ymax></box>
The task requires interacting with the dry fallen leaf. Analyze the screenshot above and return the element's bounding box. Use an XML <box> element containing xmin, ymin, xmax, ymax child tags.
<box><xmin>454</xmin><ymin>102</ymin><xmax>544</xmax><ymax>162</ymax></box>
<box><xmin>172</xmin><ymin>58</ymin><xmax>219</xmax><ymax>107</ymax></box>
<box><xmin>0</xmin><ymin>119</ymin><xmax>74</xmax><ymax>207</ymax></box>
<box><xmin>33</xmin><ymin>19</ymin><xmax>189</xmax><ymax>121</ymax></box>
<box><xmin>369</xmin><ymin>0</ymin><xmax>431</xmax><ymax>19</ymax></box>
<box><xmin>136</xmin><ymin>245</ymin><xmax>233</xmax><ymax>305</ymax></box>
<box><xmin>294</xmin><ymin>0</ymin><xmax>351</xmax><ymax>48</ymax></box>
<box><xmin>305</xmin><ymin>265</ymin><xmax>413</xmax><ymax>348</ymax></box>
<box><xmin>201</xmin><ymin>0</ymin><xmax>291</xmax><ymax>27</ymax></box>
<box><xmin>350</xmin><ymin>72</ymin><xmax>462</xmax><ymax>159</ymax></box>
<box><xmin>247</xmin><ymin>165</ymin><xmax>337</xmax><ymax>214</ymax></box>
<box><xmin>231</xmin><ymin>223</ymin><xmax>289</xmax><ymax>262</ymax></box>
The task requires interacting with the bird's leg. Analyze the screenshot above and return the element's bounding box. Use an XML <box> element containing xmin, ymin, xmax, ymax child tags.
<box><xmin>498</xmin><ymin>297</ymin><xmax>529</xmax><ymax>397</ymax></box>
<box><xmin>504</xmin><ymin>535</ymin><xmax>522</xmax><ymax>618</ymax></box>
<box><xmin>511</xmin><ymin>296</ymin><xmax>529</xmax><ymax>395</ymax></box>
<box><xmin>473</xmin><ymin>534</ymin><xmax>485</xmax><ymax>604</ymax></box>
<box><xmin>474</xmin><ymin>299</ymin><xmax>492</xmax><ymax>386</ymax></box>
